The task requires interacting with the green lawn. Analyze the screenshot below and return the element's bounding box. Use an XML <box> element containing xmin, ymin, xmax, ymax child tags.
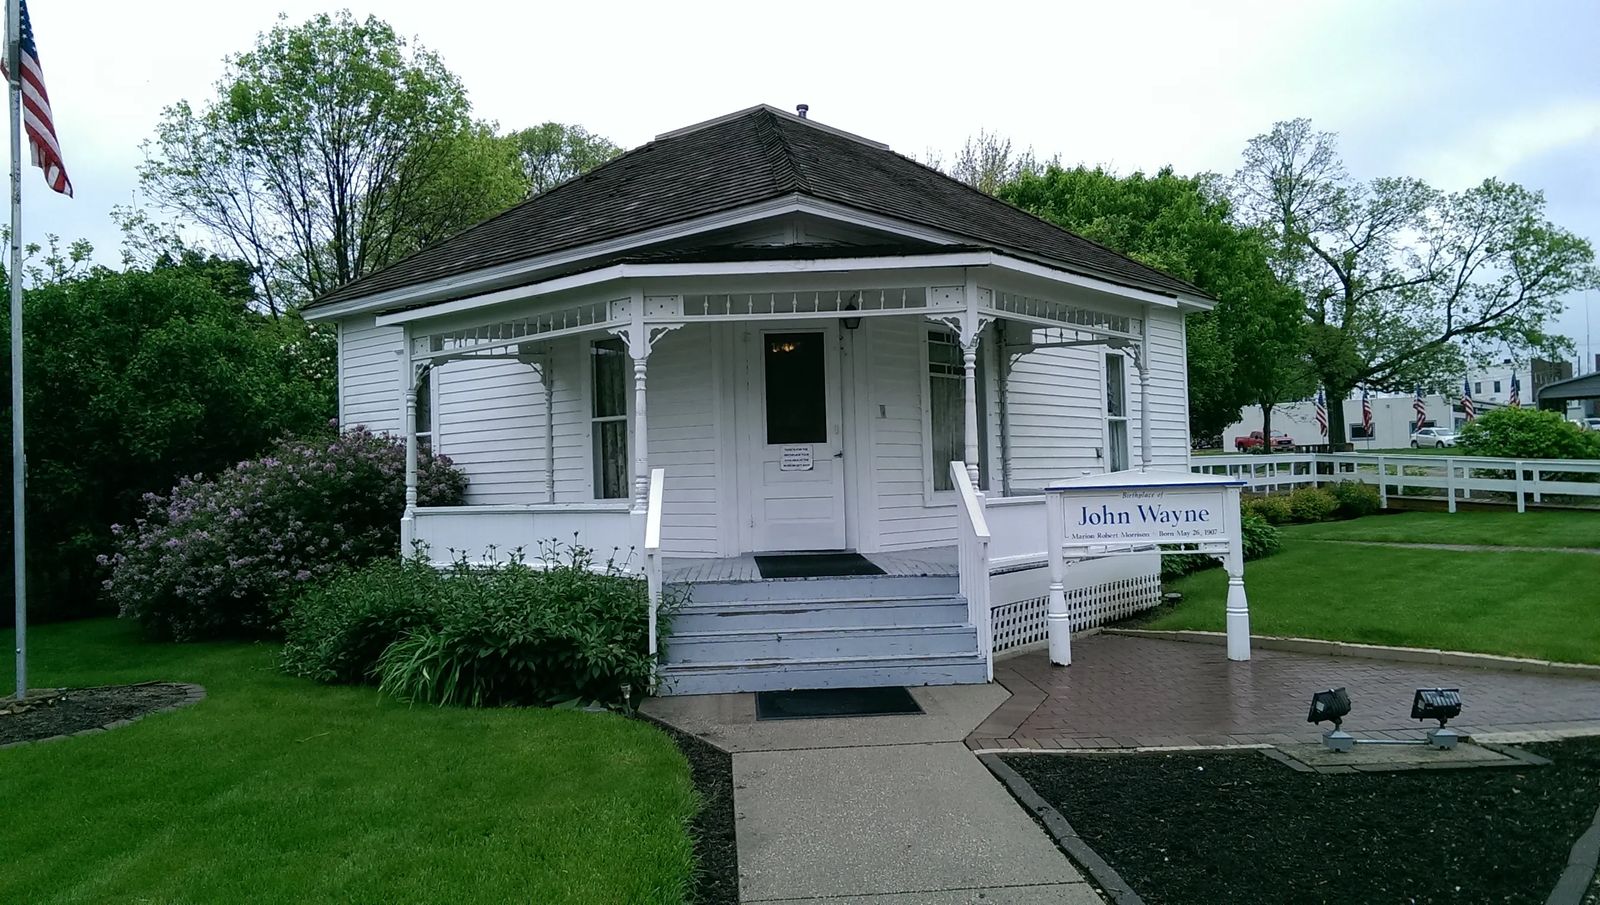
<box><xmin>1284</xmin><ymin>509</ymin><xmax>1600</xmax><ymax>549</ymax></box>
<box><xmin>1149</xmin><ymin>539</ymin><xmax>1600</xmax><ymax>665</ymax></box>
<box><xmin>1</xmin><ymin>619</ymin><xmax>696</xmax><ymax>905</ymax></box>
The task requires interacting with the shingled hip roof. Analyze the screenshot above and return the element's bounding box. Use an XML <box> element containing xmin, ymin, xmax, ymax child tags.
<box><xmin>310</xmin><ymin>105</ymin><xmax>1209</xmax><ymax>311</ymax></box>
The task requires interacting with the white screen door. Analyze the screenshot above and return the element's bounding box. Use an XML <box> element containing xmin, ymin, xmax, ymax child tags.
<box><xmin>747</xmin><ymin>326</ymin><xmax>847</xmax><ymax>551</ymax></box>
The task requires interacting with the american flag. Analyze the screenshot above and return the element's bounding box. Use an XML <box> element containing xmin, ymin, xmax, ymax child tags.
<box><xmin>1413</xmin><ymin>388</ymin><xmax>1427</xmax><ymax>432</ymax></box>
<box><xmin>1461</xmin><ymin>378</ymin><xmax>1475</xmax><ymax>422</ymax></box>
<box><xmin>1314</xmin><ymin>390</ymin><xmax>1327</xmax><ymax>437</ymax></box>
<box><xmin>1</xmin><ymin>0</ymin><xmax>72</xmax><ymax>196</ymax></box>
<box><xmin>1508</xmin><ymin>375</ymin><xmax>1521</xmax><ymax>408</ymax></box>
<box><xmin>1361</xmin><ymin>389</ymin><xmax>1373</xmax><ymax>436</ymax></box>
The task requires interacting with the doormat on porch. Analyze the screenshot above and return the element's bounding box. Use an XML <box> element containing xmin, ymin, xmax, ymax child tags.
<box><xmin>755</xmin><ymin>686</ymin><xmax>923</xmax><ymax>721</ymax></box>
<box><xmin>752</xmin><ymin>552</ymin><xmax>886</xmax><ymax>579</ymax></box>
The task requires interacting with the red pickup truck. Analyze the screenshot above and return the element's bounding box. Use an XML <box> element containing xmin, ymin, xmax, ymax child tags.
<box><xmin>1234</xmin><ymin>430</ymin><xmax>1295</xmax><ymax>451</ymax></box>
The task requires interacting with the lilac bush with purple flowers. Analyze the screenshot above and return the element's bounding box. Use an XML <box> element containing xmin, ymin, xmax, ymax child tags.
<box><xmin>101</xmin><ymin>425</ymin><xmax>467</xmax><ymax>639</ymax></box>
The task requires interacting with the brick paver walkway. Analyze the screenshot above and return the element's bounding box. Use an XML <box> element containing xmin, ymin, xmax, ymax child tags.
<box><xmin>969</xmin><ymin>634</ymin><xmax>1600</xmax><ymax>751</ymax></box>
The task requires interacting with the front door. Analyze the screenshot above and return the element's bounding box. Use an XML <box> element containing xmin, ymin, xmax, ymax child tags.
<box><xmin>745</xmin><ymin>325</ymin><xmax>848</xmax><ymax>551</ymax></box>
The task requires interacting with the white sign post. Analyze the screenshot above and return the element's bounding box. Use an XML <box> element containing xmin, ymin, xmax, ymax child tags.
<box><xmin>1043</xmin><ymin>470</ymin><xmax>1250</xmax><ymax>666</ymax></box>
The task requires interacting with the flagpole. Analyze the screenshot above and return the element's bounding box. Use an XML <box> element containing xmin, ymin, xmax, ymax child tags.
<box><xmin>7</xmin><ymin>0</ymin><xmax>25</xmax><ymax>702</ymax></box>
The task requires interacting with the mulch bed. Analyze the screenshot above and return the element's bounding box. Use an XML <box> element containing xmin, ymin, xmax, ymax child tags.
<box><xmin>1002</xmin><ymin>736</ymin><xmax>1600</xmax><ymax>905</ymax></box>
<box><xmin>0</xmin><ymin>683</ymin><xmax>195</xmax><ymax>746</ymax></box>
<box><xmin>650</xmin><ymin>719</ymin><xmax>738</xmax><ymax>905</ymax></box>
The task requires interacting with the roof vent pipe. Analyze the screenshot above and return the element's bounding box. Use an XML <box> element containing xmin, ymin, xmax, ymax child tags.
<box><xmin>796</xmin><ymin>103</ymin><xmax>809</xmax><ymax>119</ymax></box>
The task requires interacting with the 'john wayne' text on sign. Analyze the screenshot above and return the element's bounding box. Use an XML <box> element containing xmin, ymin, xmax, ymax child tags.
<box><xmin>1064</xmin><ymin>488</ymin><xmax>1228</xmax><ymax>544</ymax></box>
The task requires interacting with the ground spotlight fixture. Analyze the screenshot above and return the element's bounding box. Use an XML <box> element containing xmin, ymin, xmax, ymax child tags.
<box><xmin>1411</xmin><ymin>688</ymin><xmax>1463</xmax><ymax>750</ymax></box>
<box><xmin>841</xmin><ymin>294</ymin><xmax>861</xmax><ymax>331</ymax></box>
<box><xmin>1308</xmin><ymin>687</ymin><xmax>1354</xmax><ymax>751</ymax></box>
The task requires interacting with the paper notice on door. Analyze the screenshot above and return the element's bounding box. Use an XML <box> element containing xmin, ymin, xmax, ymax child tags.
<box><xmin>779</xmin><ymin>445</ymin><xmax>814</xmax><ymax>472</ymax></box>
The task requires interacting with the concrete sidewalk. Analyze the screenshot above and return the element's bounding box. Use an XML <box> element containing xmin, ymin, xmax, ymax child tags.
<box><xmin>645</xmin><ymin>685</ymin><xmax>1103</xmax><ymax>904</ymax></box>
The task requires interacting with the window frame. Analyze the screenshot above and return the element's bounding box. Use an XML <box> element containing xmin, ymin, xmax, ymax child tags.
<box><xmin>1103</xmin><ymin>351</ymin><xmax>1130</xmax><ymax>473</ymax></box>
<box><xmin>414</xmin><ymin>365</ymin><xmax>440</xmax><ymax>453</ymax></box>
<box><xmin>921</xmin><ymin>326</ymin><xmax>989</xmax><ymax>501</ymax></box>
<box><xmin>587</xmin><ymin>337</ymin><xmax>633</xmax><ymax>501</ymax></box>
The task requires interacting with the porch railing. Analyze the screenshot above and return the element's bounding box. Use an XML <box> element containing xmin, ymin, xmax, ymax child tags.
<box><xmin>412</xmin><ymin>501</ymin><xmax>633</xmax><ymax>564</ymax></box>
<box><xmin>644</xmin><ymin>467</ymin><xmax>665</xmax><ymax>660</ymax></box>
<box><xmin>950</xmin><ymin>462</ymin><xmax>994</xmax><ymax>681</ymax></box>
<box><xmin>1193</xmin><ymin>452</ymin><xmax>1600</xmax><ymax>512</ymax></box>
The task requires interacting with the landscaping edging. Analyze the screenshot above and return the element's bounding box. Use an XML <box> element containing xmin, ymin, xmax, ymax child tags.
<box><xmin>1109</xmin><ymin>629</ymin><xmax>1600</xmax><ymax>679</ymax></box>
<box><xmin>0</xmin><ymin>682</ymin><xmax>206</xmax><ymax>749</ymax></box>
<box><xmin>637</xmin><ymin>712</ymin><xmax>739</xmax><ymax>905</ymax></box>
<box><xmin>979</xmin><ymin>753</ymin><xmax>1146</xmax><ymax>905</ymax></box>
<box><xmin>1550</xmin><ymin>797</ymin><xmax>1600</xmax><ymax>905</ymax></box>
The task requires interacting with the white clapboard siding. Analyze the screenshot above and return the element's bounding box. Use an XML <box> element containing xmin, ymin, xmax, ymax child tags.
<box><xmin>867</xmin><ymin>317</ymin><xmax>956</xmax><ymax>551</ymax></box>
<box><xmin>644</xmin><ymin>327</ymin><xmax>722</xmax><ymax>556</ymax></box>
<box><xmin>338</xmin><ymin>316</ymin><xmax>403</xmax><ymax>433</ymax></box>
<box><xmin>1004</xmin><ymin>331</ymin><xmax>1103</xmax><ymax>488</ymax></box>
<box><xmin>435</xmin><ymin>357</ymin><xmax>547</xmax><ymax>505</ymax></box>
<box><xmin>1142</xmin><ymin>307</ymin><xmax>1191</xmax><ymax>467</ymax></box>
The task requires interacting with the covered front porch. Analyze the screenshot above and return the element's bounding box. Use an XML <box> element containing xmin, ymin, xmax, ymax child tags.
<box><xmin>380</xmin><ymin>253</ymin><xmax>1185</xmax><ymax>692</ymax></box>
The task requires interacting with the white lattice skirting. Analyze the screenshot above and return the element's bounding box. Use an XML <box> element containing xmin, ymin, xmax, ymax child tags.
<box><xmin>989</xmin><ymin>554</ymin><xmax>1163</xmax><ymax>654</ymax></box>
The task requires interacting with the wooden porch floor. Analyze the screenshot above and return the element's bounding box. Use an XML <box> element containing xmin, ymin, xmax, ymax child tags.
<box><xmin>663</xmin><ymin>546</ymin><xmax>959</xmax><ymax>583</ymax></box>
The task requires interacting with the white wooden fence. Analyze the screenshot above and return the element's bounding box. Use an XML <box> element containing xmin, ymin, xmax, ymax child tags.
<box><xmin>1192</xmin><ymin>452</ymin><xmax>1600</xmax><ymax>512</ymax></box>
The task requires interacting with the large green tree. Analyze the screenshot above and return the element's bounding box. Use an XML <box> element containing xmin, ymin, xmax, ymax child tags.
<box><xmin>1234</xmin><ymin>119</ymin><xmax>1597</xmax><ymax>443</ymax></box>
<box><xmin>141</xmin><ymin>12</ymin><xmax>526</xmax><ymax>312</ymax></box>
<box><xmin>509</xmin><ymin>122</ymin><xmax>623</xmax><ymax>196</ymax></box>
<box><xmin>998</xmin><ymin>165</ymin><xmax>1309</xmax><ymax>443</ymax></box>
<box><xmin>0</xmin><ymin>254</ymin><xmax>333</xmax><ymax>621</ymax></box>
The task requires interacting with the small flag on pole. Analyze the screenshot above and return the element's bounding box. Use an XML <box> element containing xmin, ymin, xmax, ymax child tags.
<box><xmin>1</xmin><ymin>0</ymin><xmax>71</xmax><ymax>196</ymax></box>
<box><xmin>1462</xmin><ymin>378</ymin><xmax>1475</xmax><ymax>422</ymax></box>
<box><xmin>1508</xmin><ymin>374</ymin><xmax>1521</xmax><ymax>408</ymax></box>
<box><xmin>1413</xmin><ymin>388</ymin><xmax>1427</xmax><ymax>432</ymax></box>
<box><xmin>1361</xmin><ymin>389</ymin><xmax>1373</xmax><ymax>437</ymax></box>
<box><xmin>1314</xmin><ymin>390</ymin><xmax>1328</xmax><ymax>438</ymax></box>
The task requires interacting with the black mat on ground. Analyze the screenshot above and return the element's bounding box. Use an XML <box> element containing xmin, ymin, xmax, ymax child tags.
<box><xmin>753</xmin><ymin>552</ymin><xmax>886</xmax><ymax>579</ymax></box>
<box><xmin>755</xmin><ymin>686</ymin><xmax>923</xmax><ymax>721</ymax></box>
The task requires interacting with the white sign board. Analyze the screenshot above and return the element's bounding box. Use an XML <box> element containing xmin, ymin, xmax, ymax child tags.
<box><xmin>779</xmin><ymin>445</ymin><xmax>814</xmax><ymax>472</ymax></box>
<box><xmin>1062</xmin><ymin>486</ymin><xmax>1230</xmax><ymax>544</ymax></box>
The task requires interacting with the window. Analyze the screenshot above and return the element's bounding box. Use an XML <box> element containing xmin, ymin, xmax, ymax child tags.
<box><xmin>927</xmin><ymin>330</ymin><xmax>988</xmax><ymax>491</ymax></box>
<box><xmin>1105</xmin><ymin>354</ymin><xmax>1130</xmax><ymax>472</ymax></box>
<box><xmin>591</xmin><ymin>338</ymin><xmax>629</xmax><ymax>499</ymax></box>
<box><xmin>1349</xmin><ymin>422</ymin><xmax>1373</xmax><ymax>440</ymax></box>
<box><xmin>1474</xmin><ymin>382</ymin><xmax>1482</xmax><ymax>395</ymax></box>
<box><xmin>1493</xmin><ymin>380</ymin><xmax>1502</xmax><ymax>393</ymax></box>
<box><xmin>414</xmin><ymin>368</ymin><xmax>434</xmax><ymax>452</ymax></box>
<box><xmin>764</xmin><ymin>332</ymin><xmax>828</xmax><ymax>444</ymax></box>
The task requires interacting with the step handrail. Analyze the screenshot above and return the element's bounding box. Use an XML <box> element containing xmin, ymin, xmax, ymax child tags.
<box><xmin>645</xmin><ymin>467</ymin><xmax>665</xmax><ymax>661</ymax></box>
<box><xmin>950</xmin><ymin>461</ymin><xmax>994</xmax><ymax>681</ymax></box>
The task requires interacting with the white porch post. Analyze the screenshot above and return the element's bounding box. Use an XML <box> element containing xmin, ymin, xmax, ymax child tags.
<box><xmin>1137</xmin><ymin>306</ymin><xmax>1153</xmax><ymax>471</ymax></box>
<box><xmin>961</xmin><ymin>279</ymin><xmax>986</xmax><ymax>492</ymax></box>
<box><xmin>1223</xmin><ymin>484</ymin><xmax>1251</xmax><ymax>660</ymax></box>
<box><xmin>631</xmin><ymin>348</ymin><xmax>649</xmax><ymax>512</ymax></box>
<box><xmin>397</xmin><ymin>339</ymin><xmax>418</xmax><ymax>555</ymax></box>
<box><xmin>1044</xmin><ymin>489</ymin><xmax>1071</xmax><ymax>666</ymax></box>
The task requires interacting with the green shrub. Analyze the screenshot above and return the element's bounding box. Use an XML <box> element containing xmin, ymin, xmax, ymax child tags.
<box><xmin>102</xmin><ymin>426</ymin><xmax>467</xmax><ymax>640</ymax></box>
<box><xmin>1160</xmin><ymin>551</ymin><xmax>1213</xmax><ymax>582</ymax></box>
<box><xmin>1288</xmin><ymin>486</ymin><xmax>1339</xmax><ymax>522</ymax></box>
<box><xmin>376</xmin><ymin>545</ymin><xmax>661</xmax><ymax>708</ymax></box>
<box><xmin>1243</xmin><ymin>495</ymin><xmax>1294</xmax><ymax>525</ymax></box>
<box><xmin>1241</xmin><ymin>512</ymin><xmax>1282</xmax><ymax>560</ymax></box>
<box><xmin>281</xmin><ymin>556</ymin><xmax>446</xmax><ymax>684</ymax></box>
<box><xmin>1456</xmin><ymin>407</ymin><xmax>1600</xmax><ymax>460</ymax></box>
<box><xmin>1329</xmin><ymin>481</ymin><xmax>1382</xmax><ymax>518</ymax></box>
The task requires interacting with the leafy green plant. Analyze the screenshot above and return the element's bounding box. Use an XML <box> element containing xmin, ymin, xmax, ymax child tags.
<box><xmin>102</xmin><ymin>426</ymin><xmax>467</xmax><ymax>640</ymax></box>
<box><xmin>1329</xmin><ymin>481</ymin><xmax>1382</xmax><ymax>518</ymax></box>
<box><xmin>1288</xmin><ymin>486</ymin><xmax>1340</xmax><ymax>523</ymax></box>
<box><xmin>1241</xmin><ymin>512</ymin><xmax>1282</xmax><ymax>560</ymax></box>
<box><xmin>1457</xmin><ymin>407</ymin><xmax>1600</xmax><ymax>460</ymax></box>
<box><xmin>376</xmin><ymin>544</ymin><xmax>667</xmax><ymax>709</ymax></box>
<box><xmin>1243</xmin><ymin>495</ymin><xmax>1294</xmax><ymax>525</ymax></box>
<box><xmin>281</xmin><ymin>555</ymin><xmax>446</xmax><ymax>683</ymax></box>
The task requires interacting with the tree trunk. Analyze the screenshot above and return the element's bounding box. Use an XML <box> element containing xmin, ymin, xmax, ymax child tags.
<box><xmin>1260</xmin><ymin>403</ymin><xmax>1275</xmax><ymax>453</ymax></box>
<box><xmin>1326</xmin><ymin>389</ymin><xmax>1350</xmax><ymax>446</ymax></box>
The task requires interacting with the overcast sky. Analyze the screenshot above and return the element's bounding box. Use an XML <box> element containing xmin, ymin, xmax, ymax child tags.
<box><xmin>16</xmin><ymin>0</ymin><xmax>1600</xmax><ymax>370</ymax></box>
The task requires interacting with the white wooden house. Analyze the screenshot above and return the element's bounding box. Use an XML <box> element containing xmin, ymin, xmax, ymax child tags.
<box><xmin>304</xmin><ymin>105</ymin><xmax>1213</xmax><ymax>695</ymax></box>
